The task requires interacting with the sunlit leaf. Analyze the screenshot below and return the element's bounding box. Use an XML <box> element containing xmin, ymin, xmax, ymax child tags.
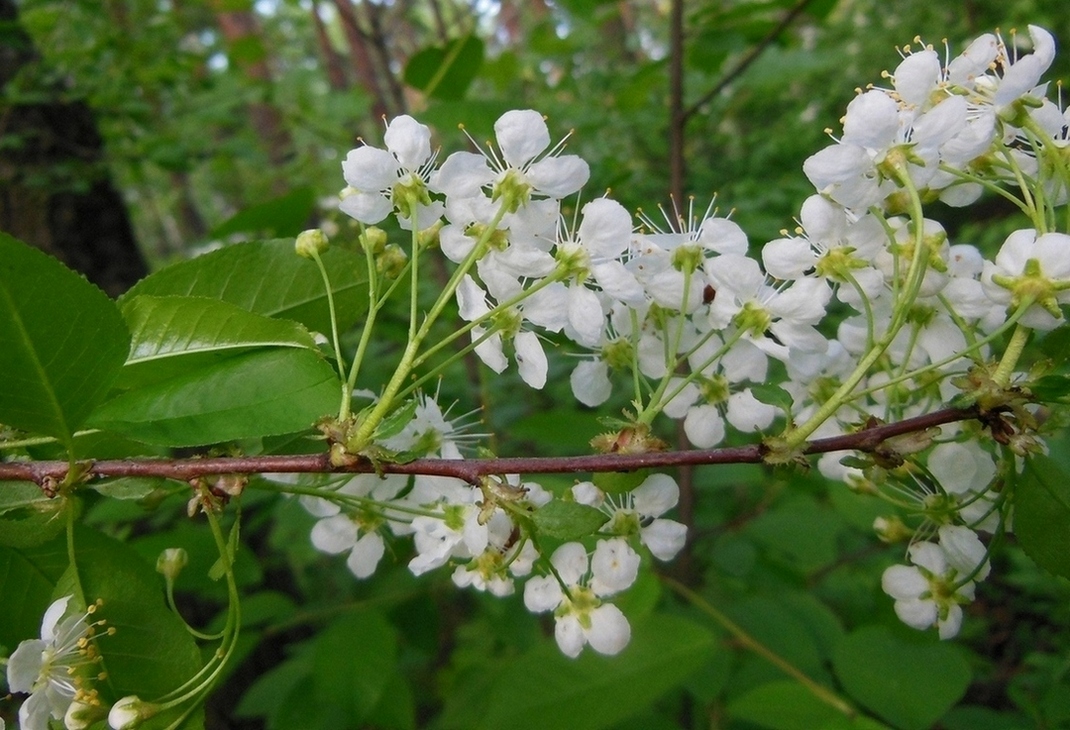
<box><xmin>122</xmin><ymin>239</ymin><xmax>367</xmax><ymax>335</ymax></box>
<box><xmin>119</xmin><ymin>294</ymin><xmax>320</xmax><ymax>387</ymax></box>
<box><xmin>88</xmin><ymin>349</ymin><xmax>341</xmax><ymax>446</ymax></box>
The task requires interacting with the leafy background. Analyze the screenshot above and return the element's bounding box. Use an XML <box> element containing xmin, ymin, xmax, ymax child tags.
<box><xmin>3</xmin><ymin>0</ymin><xmax>1070</xmax><ymax>728</ymax></box>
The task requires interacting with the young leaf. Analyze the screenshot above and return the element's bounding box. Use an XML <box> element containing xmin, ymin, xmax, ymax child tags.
<box><xmin>88</xmin><ymin>349</ymin><xmax>342</xmax><ymax>447</ymax></box>
<box><xmin>0</xmin><ymin>233</ymin><xmax>129</xmax><ymax>444</ymax></box>
<box><xmin>1016</xmin><ymin>456</ymin><xmax>1070</xmax><ymax>579</ymax></box>
<box><xmin>531</xmin><ymin>500</ymin><xmax>609</xmax><ymax>540</ymax></box>
<box><xmin>121</xmin><ymin>239</ymin><xmax>367</xmax><ymax>335</ymax></box>
<box><xmin>119</xmin><ymin>295</ymin><xmax>321</xmax><ymax>387</ymax></box>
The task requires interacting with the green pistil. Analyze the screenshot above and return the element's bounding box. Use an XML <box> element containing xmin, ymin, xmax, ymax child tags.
<box><xmin>906</xmin><ymin>303</ymin><xmax>937</xmax><ymax>327</ymax></box>
<box><xmin>555</xmin><ymin>242</ymin><xmax>591</xmax><ymax>281</ymax></box>
<box><xmin>892</xmin><ymin>227</ymin><xmax>947</xmax><ymax>274</ymax></box>
<box><xmin>672</xmin><ymin>244</ymin><xmax>703</xmax><ymax>273</ymax></box>
<box><xmin>602</xmin><ymin>338</ymin><xmax>635</xmax><ymax>370</ymax></box>
<box><xmin>609</xmin><ymin>511</ymin><xmax>641</xmax><ymax>537</ymax></box>
<box><xmin>443</xmin><ymin>504</ymin><xmax>466</xmax><ymax>532</ymax></box>
<box><xmin>492</xmin><ymin>168</ymin><xmax>532</xmax><ymax>212</ymax></box>
<box><xmin>700</xmin><ymin>374</ymin><xmax>730</xmax><ymax>405</ymax></box>
<box><xmin>814</xmin><ymin>247</ymin><xmax>865</xmax><ymax>281</ymax></box>
<box><xmin>466</xmin><ymin>222</ymin><xmax>509</xmax><ymax>252</ymax></box>
<box><xmin>491</xmin><ymin>307</ymin><xmax>523</xmax><ymax>339</ymax></box>
<box><xmin>990</xmin><ymin>258</ymin><xmax>1064</xmax><ymax>318</ymax></box>
<box><xmin>733</xmin><ymin>301</ymin><xmax>772</xmax><ymax>338</ymax></box>
<box><xmin>391</xmin><ymin>175</ymin><xmax>431</xmax><ymax>220</ymax></box>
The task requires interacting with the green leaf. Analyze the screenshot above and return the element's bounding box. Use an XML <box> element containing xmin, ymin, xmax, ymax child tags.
<box><xmin>832</xmin><ymin>625</ymin><xmax>970</xmax><ymax>730</ymax></box>
<box><xmin>531</xmin><ymin>499</ymin><xmax>609</xmax><ymax>540</ymax></box>
<box><xmin>119</xmin><ymin>295</ymin><xmax>320</xmax><ymax>388</ymax></box>
<box><xmin>88</xmin><ymin>349</ymin><xmax>341</xmax><ymax>447</ymax></box>
<box><xmin>477</xmin><ymin>612</ymin><xmax>716</xmax><ymax>730</ymax></box>
<box><xmin>0</xmin><ymin>535</ymin><xmax>69</xmax><ymax>648</ymax></box>
<box><xmin>210</xmin><ymin>187</ymin><xmax>317</xmax><ymax>239</ymax></box>
<box><xmin>403</xmin><ymin>35</ymin><xmax>484</xmax><ymax>100</ymax></box>
<box><xmin>0</xmin><ymin>233</ymin><xmax>130</xmax><ymax>444</ymax></box>
<box><xmin>0</xmin><ymin>493</ymin><xmax>68</xmax><ymax>548</ymax></box>
<box><xmin>1028</xmin><ymin>374</ymin><xmax>1070</xmax><ymax>403</ymax></box>
<box><xmin>91</xmin><ymin>477</ymin><xmax>183</xmax><ymax>501</ymax></box>
<box><xmin>593</xmin><ymin>469</ymin><xmax>650</xmax><ymax>495</ymax></box>
<box><xmin>313</xmin><ymin>610</ymin><xmax>399</xmax><ymax>726</ymax></box>
<box><xmin>1016</xmin><ymin>456</ymin><xmax>1070</xmax><ymax>579</ymax></box>
<box><xmin>376</xmin><ymin>398</ymin><xmax>418</xmax><ymax>440</ymax></box>
<box><xmin>746</xmin><ymin>495</ymin><xmax>845</xmax><ymax>572</ymax></box>
<box><xmin>751</xmin><ymin>384</ymin><xmax>794</xmax><ymax>416</ymax></box>
<box><xmin>72</xmin><ymin>526</ymin><xmax>204</xmax><ymax>729</ymax></box>
<box><xmin>727</xmin><ymin>680</ymin><xmax>845</xmax><ymax>730</ymax></box>
<box><xmin>121</xmin><ymin>239</ymin><xmax>367</xmax><ymax>335</ymax></box>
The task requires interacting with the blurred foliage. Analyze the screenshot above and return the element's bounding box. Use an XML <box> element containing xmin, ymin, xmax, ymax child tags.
<box><xmin>4</xmin><ymin>0</ymin><xmax>1070</xmax><ymax>728</ymax></box>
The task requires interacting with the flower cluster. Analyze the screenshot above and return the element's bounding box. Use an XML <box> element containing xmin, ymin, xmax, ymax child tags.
<box><xmin>316</xmin><ymin>24</ymin><xmax>1066</xmax><ymax>651</ymax></box>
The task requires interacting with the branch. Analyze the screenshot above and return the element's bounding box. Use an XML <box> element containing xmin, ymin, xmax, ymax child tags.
<box><xmin>0</xmin><ymin>407</ymin><xmax>976</xmax><ymax>487</ymax></box>
<box><xmin>683</xmin><ymin>0</ymin><xmax>816</xmax><ymax>121</ymax></box>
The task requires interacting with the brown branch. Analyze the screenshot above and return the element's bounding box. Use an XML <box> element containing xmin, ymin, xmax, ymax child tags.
<box><xmin>0</xmin><ymin>407</ymin><xmax>976</xmax><ymax>487</ymax></box>
<box><xmin>683</xmin><ymin>0</ymin><xmax>816</xmax><ymax>121</ymax></box>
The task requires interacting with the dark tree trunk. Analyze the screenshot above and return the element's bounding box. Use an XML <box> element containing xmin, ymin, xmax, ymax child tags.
<box><xmin>0</xmin><ymin>0</ymin><xmax>147</xmax><ymax>297</ymax></box>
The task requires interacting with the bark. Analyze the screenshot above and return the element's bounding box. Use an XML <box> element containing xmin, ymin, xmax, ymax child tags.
<box><xmin>331</xmin><ymin>0</ymin><xmax>391</xmax><ymax>123</ymax></box>
<box><xmin>0</xmin><ymin>0</ymin><xmax>147</xmax><ymax>296</ymax></box>
<box><xmin>209</xmin><ymin>0</ymin><xmax>295</xmax><ymax>183</ymax></box>
<box><xmin>311</xmin><ymin>1</ymin><xmax>350</xmax><ymax>91</ymax></box>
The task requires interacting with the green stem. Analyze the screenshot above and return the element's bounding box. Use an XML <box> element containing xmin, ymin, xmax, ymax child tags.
<box><xmin>412</xmin><ymin>267</ymin><xmax>567</xmax><ymax>370</ymax></box>
<box><xmin>345</xmin><ymin>234</ymin><xmax>385</xmax><ymax>406</ymax></box>
<box><xmin>349</xmin><ymin>205</ymin><xmax>509</xmax><ymax>448</ymax></box>
<box><xmin>992</xmin><ymin>323</ymin><xmax>1030</xmax><ymax>387</ymax></box>
<box><xmin>662</xmin><ymin>576</ymin><xmax>861</xmax><ymax>719</ymax></box>
<box><xmin>784</xmin><ymin>170</ymin><xmax>929</xmax><ymax>449</ymax></box>
<box><xmin>310</xmin><ymin>249</ymin><xmax>350</xmax><ymax>420</ymax></box>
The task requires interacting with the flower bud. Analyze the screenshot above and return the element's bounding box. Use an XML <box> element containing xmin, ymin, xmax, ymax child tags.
<box><xmin>295</xmin><ymin>229</ymin><xmax>330</xmax><ymax>259</ymax></box>
<box><xmin>156</xmin><ymin>547</ymin><xmax>189</xmax><ymax>581</ymax></box>
<box><xmin>377</xmin><ymin>244</ymin><xmax>409</xmax><ymax>279</ymax></box>
<box><xmin>359</xmin><ymin>226</ymin><xmax>388</xmax><ymax>254</ymax></box>
<box><xmin>873</xmin><ymin>516</ymin><xmax>912</xmax><ymax>543</ymax></box>
<box><xmin>65</xmin><ymin>699</ymin><xmax>107</xmax><ymax>730</ymax></box>
<box><xmin>108</xmin><ymin>696</ymin><xmax>159</xmax><ymax>730</ymax></box>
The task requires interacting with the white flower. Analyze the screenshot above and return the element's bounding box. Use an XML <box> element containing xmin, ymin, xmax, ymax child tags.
<box><xmin>928</xmin><ymin>441</ymin><xmax>1001</xmax><ymax>532</ymax></box>
<box><xmin>982</xmin><ymin>229</ymin><xmax>1070</xmax><ymax>330</ymax></box>
<box><xmin>761</xmin><ymin>195</ymin><xmax>886</xmax><ymax>307</ymax></box>
<box><xmin>881</xmin><ymin>534</ymin><xmax>986</xmax><ymax>640</ymax></box>
<box><xmin>340</xmin><ymin>115</ymin><xmax>442</xmax><ymax>228</ymax></box>
<box><xmin>7</xmin><ymin>596</ymin><xmax>102</xmax><ymax>730</ymax></box>
<box><xmin>705</xmin><ymin>254</ymin><xmax>831</xmax><ymax>358</ymax></box>
<box><xmin>432</xmin><ymin>109</ymin><xmax>589</xmax><ymax>208</ymax></box>
<box><xmin>408</xmin><ymin>484</ymin><xmax>490</xmax><ymax>576</ymax></box>
<box><xmin>455</xmin><ymin>275</ymin><xmax>550</xmax><ymax>388</ymax></box>
<box><xmin>523</xmin><ymin>540</ymin><xmax>636</xmax><ymax>657</ymax></box>
<box><xmin>573</xmin><ymin>473</ymin><xmax>688</xmax><ymax>561</ymax></box>
<box><xmin>303</xmin><ymin>474</ymin><xmax>408</xmax><ymax>579</ymax></box>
